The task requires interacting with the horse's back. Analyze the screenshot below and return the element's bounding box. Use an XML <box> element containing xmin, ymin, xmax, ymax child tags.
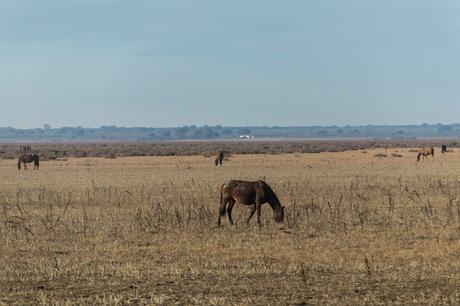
<box><xmin>19</xmin><ymin>153</ymin><xmax>32</xmax><ymax>162</ymax></box>
<box><xmin>18</xmin><ymin>153</ymin><xmax>39</xmax><ymax>164</ymax></box>
<box><xmin>222</xmin><ymin>180</ymin><xmax>272</xmax><ymax>204</ymax></box>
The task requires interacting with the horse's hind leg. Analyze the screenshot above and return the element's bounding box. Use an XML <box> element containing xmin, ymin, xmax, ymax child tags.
<box><xmin>24</xmin><ymin>163</ymin><xmax>28</xmax><ymax>170</ymax></box>
<box><xmin>218</xmin><ymin>197</ymin><xmax>229</xmax><ymax>226</ymax></box>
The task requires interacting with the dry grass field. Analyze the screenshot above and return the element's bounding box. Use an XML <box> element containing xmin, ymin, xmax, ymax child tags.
<box><xmin>2</xmin><ymin>149</ymin><xmax>460</xmax><ymax>305</ymax></box>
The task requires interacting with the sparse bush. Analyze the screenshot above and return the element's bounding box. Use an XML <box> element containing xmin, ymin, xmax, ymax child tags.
<box><xmin>104</xmin><ymin>153</ymin><xmax>117</xmax><ymax>159</ymax></box>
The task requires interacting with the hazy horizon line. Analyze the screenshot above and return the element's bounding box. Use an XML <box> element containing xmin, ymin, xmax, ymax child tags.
<box><xmin>2</xmin><ymin>122</ymin><xmax>459</xmax><ymax>130</ymax></box>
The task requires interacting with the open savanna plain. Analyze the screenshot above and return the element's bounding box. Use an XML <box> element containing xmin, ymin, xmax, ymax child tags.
<box><xmin>2</xmin><ymin>149</ymin><xmax>460</xmax><ymax>305</ymax></box>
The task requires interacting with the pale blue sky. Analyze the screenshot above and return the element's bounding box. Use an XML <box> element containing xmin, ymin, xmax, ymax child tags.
<box><xmin>1</xmin><ymin>0</ymin><xmax>459</xmax><ymax>128</ymax></box>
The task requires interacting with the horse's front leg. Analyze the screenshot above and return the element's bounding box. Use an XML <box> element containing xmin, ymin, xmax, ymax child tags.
<box><xmin>227</xmin><ymin>199</ymin><xmax>235</xmax><ymax>225</ymax></box>
<box><xmin>246</xmin><ymin>204</ymin><xmax>256</xmax><ymax>225</ymax></box>
<box><xmin>256</xmin><ymin>202</ymin><xmax>262</xmax><ymax>227</ymax></box>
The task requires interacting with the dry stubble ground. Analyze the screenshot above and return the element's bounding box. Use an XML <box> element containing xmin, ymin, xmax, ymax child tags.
<box><xmin>1</xmin><ymin>149</ymin><xmax>460</xmax><ymax>305</ymax></box>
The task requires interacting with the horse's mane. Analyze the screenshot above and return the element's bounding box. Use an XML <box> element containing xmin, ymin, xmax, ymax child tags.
<box><xmin>262</xmin><ymin>181</ymin><xmax>282</xmax><ymax>208</ymax></box>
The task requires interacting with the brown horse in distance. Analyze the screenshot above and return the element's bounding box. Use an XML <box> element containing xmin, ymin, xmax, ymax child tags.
<box><xmin>215</xmin><ymin>151</ymin><xmax>225</xmax><ymax>166</ymax></box>
<box><xmin>18</xmin><ymin>154</ymin><xmax>40</xmax><ymax>170</ymax></box>
<box><xmin>218</xmin><ymin>180</ymin><xmax>285</xmax><ymax>226</ymax></box>
<box><xmin>417</xmin><ymin>147</ymin><xmax>434</xmax><ymax>162</ymax></box>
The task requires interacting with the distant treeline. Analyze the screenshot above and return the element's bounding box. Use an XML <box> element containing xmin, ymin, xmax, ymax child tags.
<box><xmin>1</xmin><ymin>124</ymin><xmax>460</xmax><ymax>142</ymax></box>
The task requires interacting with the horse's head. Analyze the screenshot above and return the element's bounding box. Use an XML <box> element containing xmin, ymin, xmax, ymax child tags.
<box><xmin>274</xmin><ymin>205</ymin><xmax>285</xmax><ymax>223</ymax></box>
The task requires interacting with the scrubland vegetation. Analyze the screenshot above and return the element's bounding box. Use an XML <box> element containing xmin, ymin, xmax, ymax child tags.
<box><xmin>0</xmin><ymin>138</ymin><xmax>458</xmax><ymax>160</ymax></box>
<box><xmin>2</xmin><ymin>149</ymin><xmax>460</xmax><ymax>304</ymax></box>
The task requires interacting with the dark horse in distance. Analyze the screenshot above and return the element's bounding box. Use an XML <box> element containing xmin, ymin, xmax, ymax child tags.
<box><xmin>17</xmin><ymin>154</ymin><xmax>40</xmax><ymax>170</ymax></box>
<box><xmin>417</xmin><ymin>147</ymin><xmax>434</xmax><ymax>162</ymax></box>
<box><xmin>215</xmin><ymin>151</ymin><xmax>225</xmax><ymax>166</ymax></box>
<box><xmin>218</xmin><ymin>180</ymin><xmax>285</xmax><ymax>226</ymax></box>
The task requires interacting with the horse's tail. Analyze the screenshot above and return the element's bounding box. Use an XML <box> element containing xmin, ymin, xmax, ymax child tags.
<box><xmin>417</xmin><ymin>152</ymin><xmax>421</xmax><ymax>162</ymax></box>
<box><xmin>17</xmin><ymin>159</ymin><xmax>21</xmax><ymax>170</ymax></box>
<box><xmin>219</xmin><ymin>184</ymin><xmax>227</xmax><ymax>216</ymax></box>
<box><xmin>431</xmin><ymin>147</ymin><xmax>435</xmax><ymax>159</ymax></box>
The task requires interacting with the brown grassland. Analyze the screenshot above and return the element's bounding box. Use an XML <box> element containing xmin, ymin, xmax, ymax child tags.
<box><xmin>2</xmin><ymin>149</ymin><xmax>460</xmax><ymax>305</ymax></box>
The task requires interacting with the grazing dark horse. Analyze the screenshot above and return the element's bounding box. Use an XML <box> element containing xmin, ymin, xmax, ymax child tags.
<box><xmin>218</xmin><ymin>180</ymin><xmax>285</xmax><ymax>226</ymax></box>
<box><xmin>417</xmin><ymin>147</ymin><xmax>434</xmax><ymax>162</ymax></box>
<box><xmin>214</xmin><ymin>151</ymin><xmax>225</xmax><ymax>167</ymax></box>
<box><xmin>17</xmin><ymin>154</ymin><xmax>39</xmax><ymax>170</ymax></box>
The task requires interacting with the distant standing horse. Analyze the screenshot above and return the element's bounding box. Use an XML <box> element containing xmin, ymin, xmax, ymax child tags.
<box><xmin>441</xmin><ymin>145</ymin><xmax>447</xmax><ymax>154</ymax></box>
<box><xmin>218</xmin><ymin>180</ymin><xmax>285</xmax><ymax>226</ymax></box>
<box><xmin>18</xmin><ymin>154</ymin><xmax>40</xmax><ymax>170</ymax></box>
<box><xmin>417</xmin><ymin>147</ymin><xmax>434</xmax><ymax>162</ymax></box>
<box><xmin>214</xmin><ymin>151</ymin><xmax>225</xmax><ymax>166</ymax></box>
